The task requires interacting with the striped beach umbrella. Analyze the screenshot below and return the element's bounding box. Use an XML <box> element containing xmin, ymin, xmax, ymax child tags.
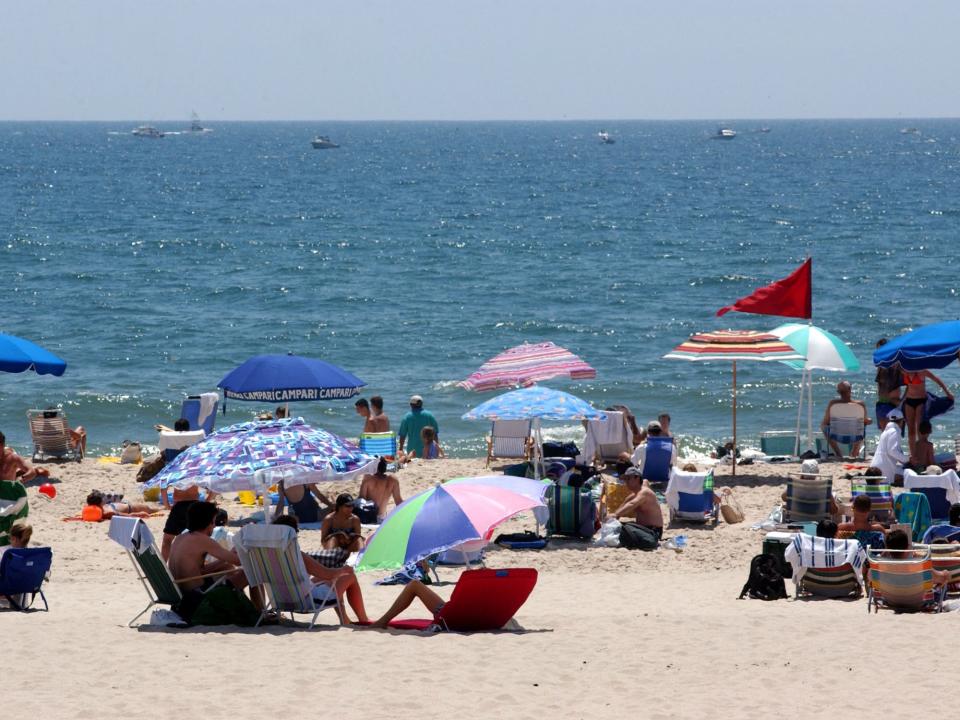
<box><xmin>357</xmin><ymin>476</ymin><xmax>548</xmax><ymax>571</ymax></box>
<box><xmin>664</xmin><ymin>330</ymin><xmax>803</xmax><ymax>475</ymax></box>
<box><xmin>457</xmin><ymin>341</ymin><xmax>596</xmax><ymax>392</ymax></box>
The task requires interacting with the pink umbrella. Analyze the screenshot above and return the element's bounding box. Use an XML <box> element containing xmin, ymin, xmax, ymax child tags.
<box><xmin>458</xmin><ymin>341</ymin><xmax>596</xmax><ymax>392</ymax></box>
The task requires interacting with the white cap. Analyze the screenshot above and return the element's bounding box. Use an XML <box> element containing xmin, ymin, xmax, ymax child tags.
<box><xmin>886</xmin><ymin>408</ymin><xmax>904</xmax><ymax>421</ymax></box>
<box><xmin>409</xmin><ymin>394</ymin><xmax>423</xmax><ymax>405</ymax></box>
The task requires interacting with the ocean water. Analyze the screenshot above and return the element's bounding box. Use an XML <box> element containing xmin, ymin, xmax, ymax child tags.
<box><xmin>2</xmin><ymin>119</ymin><xmax>960</xmax><ymax>458</ymax></box>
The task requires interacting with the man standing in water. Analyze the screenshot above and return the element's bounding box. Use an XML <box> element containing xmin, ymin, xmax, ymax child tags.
<box><xmin>398</xmin><ymin>395</ymin><xmax>438</xmax><ymax>459</ymax></box>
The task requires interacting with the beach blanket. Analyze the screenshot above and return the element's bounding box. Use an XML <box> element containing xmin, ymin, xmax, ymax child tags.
<box><xmin>0</xmin><ymin>480</ymin><xmax>28</xmax><ymax>547</ymax></box>
<box><xmin>894</xmin><ymin>492</ymin><xmax>932</xmax><ymax>543</ymax></box>
<box><xmin>784</xmin><ymin>534</ymin><xmax>866</xmax><ymax>585</ymax></box>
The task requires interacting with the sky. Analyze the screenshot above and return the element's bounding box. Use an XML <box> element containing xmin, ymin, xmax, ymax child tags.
<box><xmin>3</xmin><ymin>1</ymin><xmax>959</xmax><ymax>121</ymax></box>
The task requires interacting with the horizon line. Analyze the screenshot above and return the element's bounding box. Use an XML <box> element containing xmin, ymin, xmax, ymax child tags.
<box><xmin>0</xmin><ymin>116</ymin><xmax>958</xmax><ymax>124</ymax></box>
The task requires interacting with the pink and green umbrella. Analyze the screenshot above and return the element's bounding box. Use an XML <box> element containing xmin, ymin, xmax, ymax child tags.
<box><xmin>356</xmin><ymin>476</ymin><xmax>548</xmax><ymax>571</ymax></box>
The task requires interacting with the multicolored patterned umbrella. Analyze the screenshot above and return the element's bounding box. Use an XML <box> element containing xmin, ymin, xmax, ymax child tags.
<box><xmin>357</xmin><ymin>476</ymin><xmax>548</xmax><ymax>571</ymax></box>
<box><xmin>457</xmin><ymin>341</ymin><xmax>596</xmax><ymax>392</ymax></box>
<box><xmin>149</xmin><ymin>418</ymin><xmax>376</xmax><ymax>493</ymax></box>
<box><xmin>462</xmin><ymin>385</ymin><xmax>606</xmax><ymax>422</ymax></box>
<box><xmin>664</xmin><ymin>330</ymin><xmax>804</xmax><ymax>475</ymax></box>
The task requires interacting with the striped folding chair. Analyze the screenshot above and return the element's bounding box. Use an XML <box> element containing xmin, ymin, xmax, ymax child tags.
<box><xmin>486</xmin><ymin>420</ymin><xmax>532</xmax><ymax>466</ymax></box>
<box><xmin>850</xmin><ymin>480</ymin><xmax>895</xmax><ymax>523</ymax></box>
<box><xmin>866</xmin><ymin>547</ymin><xmax>945</xmax><ymax>613</ymax></box>
<box><xmin>27</xmin><ymin>409</ymin><xmax>81</xmax><ymax>462</ymax></box>
<box><xmin>920</xmin><ymin>543</ymin><xmax>960</xmax><ymax>594</ymax></box>
<box><xmin>784</xmin><ymin>473</ymin><xmax>834</xmax><ymax>523</ymax></box>
<box><xmin>235</xmin><ymin>524</ymin><xmax>341</xmax><ymax>628</ymax></box>
<box><xmin>785</xmin><ymin>534</ymin><xmax>866</xmax><ymax>599</ymax></box>
<box><xmin>359</xmin><ymin>432</ymin><xmax>399</xmax><ymax>467</ymax></box>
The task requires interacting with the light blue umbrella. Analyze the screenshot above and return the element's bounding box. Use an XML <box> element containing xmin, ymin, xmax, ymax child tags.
<box><xmin>463</xmin><ymin>386</ymin><xmax>606</xmax><ymax>477</ymax></box>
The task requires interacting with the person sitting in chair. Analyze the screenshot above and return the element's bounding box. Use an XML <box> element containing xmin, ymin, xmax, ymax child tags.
<box><xmin>838</xmin><ymin>495</ymin><xmax>885</xmax><ymax>533</ymax></box>
<box><xmin>820</xmin><ymin>381</ymin><xmax>871</xmax><ymax>458</ymax></box>
<box><xmin>321</xmin><ymin>494</ymin><xmax>364</xmax><ymax>553</ymax></box>
<box><xmin>629</xmin><ymin>421</ymin><xmax>676</xmax><ymax>476</ymax></box>
<box><xmin>883</xmin><ymin>529</ymin><xmax>951</xmax><ymax>586</ymax></box>
<box><xmin>0</xmin><ymin>431</ymin><xmax>49</xmax><ymax>482</ymax></box>
<box><xmin>273</xmin><ymin>481</ymin><xmax>332</xmax><ymax>524</ymax></box>
<box><xmin>611</xmin><ymin>468</ymin><xmax>664</xmax><ymax>542</ymax></box>
<box><xmin>358</xmin><ymin>458</ymin><xmax>403</xmax><ymax>522</ymax></box>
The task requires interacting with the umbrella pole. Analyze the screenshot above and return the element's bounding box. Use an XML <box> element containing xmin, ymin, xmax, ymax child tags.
<box><xmin>732</xmin><ymin>361</ymin><xmax>737</xmax><ymax>477</ymax></box>
<box><xmin>794</xmin><ymin>370</ymin><xmax>805</xmax><ymax>457</ymax></box>
<box><xmin>533</xmin><ymin>418</ymin><xmax>543</xmax><ymax>480</ymax></box>
<box><xmin>807</xmin><ymin>371</ymin><xmax>814</xmax><ymax>455</ymax></box>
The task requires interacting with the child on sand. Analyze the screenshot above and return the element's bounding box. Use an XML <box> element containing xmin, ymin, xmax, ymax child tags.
<box><xmin>911</xmin><ymin>420</ymin><xmax>935</xmax><ymax>470</ymax></box>
<box><xmin>420</xmin><ymin>426</ymin><xmax>444</xmax><ymax>460</ymax></box>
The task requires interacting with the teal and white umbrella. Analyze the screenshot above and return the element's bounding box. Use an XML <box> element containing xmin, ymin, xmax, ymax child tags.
<box><xmin>769</xmin><ymin>323</ymin><xmax>861</xmax><ymax>454</ymax></box>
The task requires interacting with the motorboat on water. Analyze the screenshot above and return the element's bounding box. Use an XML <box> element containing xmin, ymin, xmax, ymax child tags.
<box><xmin>712</xmin><ymin>128</ymin><xmax>737</xmax><ymax>140</ymax></box>
<box><xmin>188</xmin><ymin>112</ymin><xmax>212</xmax><ymax>133</ymax></box>
<box><xmin>132</xmin><ymin>125</ymin><xmax>164</xmax><ymax>138</ymax></box>
<box><xmin>900</xmin><ymin>127</ymin><xmax>920</xmax><ymax>135</ymax></box>
<box><xmin>311</xmin><ymin>135</ymin><xmax>339</xmax><ymax>149</ymax></box>
<box><xmin>597</xmin><ymin>130</ymin><xmax>615</xmax><ymax>144</ymax></box>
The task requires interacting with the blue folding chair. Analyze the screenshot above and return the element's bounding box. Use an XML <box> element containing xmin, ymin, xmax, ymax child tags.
<box><xmin>666</xmin><ymin>469</ymin><xmax>717</xmax><ymax>523</ymax></box>
<box><xmin>180</xmin><ymin>395</ymin><xmax>218</xmax><ymax>435</ymax></box>
<box><xmin>641</xmin><ymin>436</ymin><xmax>674</xmax><ymax>484</ymax></box>
<box><xmin>0</xmin><ymin>547</ymin><xmax>51</xmax><ymax>611</ymax></box>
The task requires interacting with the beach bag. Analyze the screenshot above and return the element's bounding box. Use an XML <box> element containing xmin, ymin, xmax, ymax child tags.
<box><xmin>738</xmin><ymin>554</ymin><xmax>788</xmax><ymax>601</ymax></box>
<box><xmin>177</xmin><ymin>584</ymin><xmax>260</xmax><ymax>627</ymax></box>
<box><xmin>352</xmin><ymin>499</ymin><xmax>378</xmax><ymax>524</ymax></box>
<box><xmin>719</xmin><ymin>487</ymin><xmax>744</xmax><ymax>524</ymax></box>
<box><xmin>494</xmin><ymin>531</ymin><xmax>548</xmax><ymax>550</ymax></box>
<box><xmin>546</xmin><ymin>485</ymin><xmax>597</xmax><ymax>539</ymax></box>
<box><xmin>136</xmin><ymin>455</ymin><xmax>166</xmax><ymax>483</ymax></box>
<box><xmin>619</xmin><ymin>522</ymin><xmax>659</xmax><ymax>550</ymax></box>
<box><xmin>120</xmin><ymin>441</ymin><xmax>142</xmax><ymax>465</ymax></box>
<box><xmin>542</xmin><ymin>441</ymin><xmax>580</xmax><ymax>459</ymax></box>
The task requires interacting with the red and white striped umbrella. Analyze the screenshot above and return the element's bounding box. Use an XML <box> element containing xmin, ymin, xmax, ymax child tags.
<box><xmin>458</xmin><ymin>342</ymin><xmax>596</xmax><ymax>393</ymax></box>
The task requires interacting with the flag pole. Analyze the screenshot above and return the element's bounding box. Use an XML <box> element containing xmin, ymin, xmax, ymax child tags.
<box><xmin>732</xmin><ymin>360</ymin><xmax>737</xmax><ymax>477</ymax></box>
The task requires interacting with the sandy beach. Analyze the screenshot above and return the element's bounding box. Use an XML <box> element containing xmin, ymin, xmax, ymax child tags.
<box><xmin>6</xmin><ymin>454</ymin><xmax>958</xmax><ymax>720</ymax></box>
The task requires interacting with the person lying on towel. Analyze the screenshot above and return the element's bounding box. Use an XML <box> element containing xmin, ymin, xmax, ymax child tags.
<box><xmin>611</xmin><ymin>468</ymin><xmax>664</xmax><ymax>542</ymax></box>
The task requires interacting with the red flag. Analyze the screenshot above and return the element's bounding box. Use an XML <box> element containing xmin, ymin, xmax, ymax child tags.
<box><xmin>716</xmin><ymin>258</ymin><xmax>812</xmax><ymax>319</ymax></box>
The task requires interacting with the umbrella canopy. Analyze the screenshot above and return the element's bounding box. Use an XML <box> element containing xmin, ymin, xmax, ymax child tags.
<box><xmin>0</xmin><ymin>333</ymin><xmax>66</xmax><ymax>376</ymax></box>
<box><xmin>769</xmin><ymin>323</ymin><xmax>860</xmax><ymax>455</ymax></box>
<box><xmin>149</xmin><ymin>418</ymin><xmax>376</xmax><ymax>493</ymax></box>
<box><xmin>462</xmin><ymin>385</ymin><xmax>606</xmax><ymax>422</ymax></box>
<box><xmin>457</xmin><ymin>341</ymin><xmax>596</xmax><ymax>392</ymax></box>
<box><xmin>770</xmin><ymin>323</ymin><xmax>860</xmax><ymax>372</ymax></box>
<box><xmin>873</xmin><ymin>320</ymin><xmax>960</xmax><ymax>371</ymax></box>
<box><xmin>217</xmin><ymin>353</ymin><xmax>365</xmax><ymax>403</ymax></box>
<box><xmin>357</xmin><ymin>476</ymin><xmax>548</xmax><ymax>571</ymax></box>
<box><xmin>664</xmin><ymin>330</ymin><xmax>804</xmax><ymax>475</ymax></box>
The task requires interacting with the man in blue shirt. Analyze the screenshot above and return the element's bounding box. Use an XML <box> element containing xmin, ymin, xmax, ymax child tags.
<box><xmin>398</xmin><ymin>395</ymin><xmax>438</xmax><ymax>459</ymax></box>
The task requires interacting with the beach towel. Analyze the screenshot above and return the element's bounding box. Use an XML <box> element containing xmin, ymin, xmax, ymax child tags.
<box><xmin>0</xmin><ymin>480</ymin><xmax>28</xmax><ymax>547</ymax></box>
<box><xmin>108</xmin><ymin>515</ymin><xmax>155</xmax><ymax>555</ymax></box>
<box><xmin>894</xmin><ymin>492</ymin><xmax>932</xmax><ymax>543</ymax></box>
<box><xmin>197</xmin><ymin>393</ymin><xmax>219</xmax><ymax>430</ymax></box>
<box><xmin>580</xmin><ymin>411</ymin><xmax>629</xmax><ymax>463</ymax></box>
<box><xmin>903</xmin><ymin>469</ymin><xmax>960</xmax><ymax>520</ymax></box>
<box><xmin>921</xmin><ymin>524</ymin><xmax>960</xmax><ymax>544</ymax></box>
<box><xmin>784</xmin><ymin>534</ymin><xmax>866</xmax><ymax>585</ymax></box>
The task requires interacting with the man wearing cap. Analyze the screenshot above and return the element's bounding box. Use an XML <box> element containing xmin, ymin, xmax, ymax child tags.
<box><xmin>629</xmin><ymin>421</ymin><xmax>677</xmax><ymax>476</ymax></box>
<box><xmin>870</xmin><ymin>408</ymin><xmax>908</xmax><ymax>484</ymax></box>
<box><xmin>398</xmin><ymin>395</ymin><xmax>439</xmax><ymax>460</ymax></box>
<box><xmin>612</xmin><ymin>467</ymin><xmax>664</xmax><ymax>540</ymax></box>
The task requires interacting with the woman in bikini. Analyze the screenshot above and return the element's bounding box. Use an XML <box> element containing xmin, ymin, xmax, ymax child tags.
<box><xmin>900</xmin><ymin>366</ymin><xmax>952</xmax><ymax>460</ymax></box>
<box><xmin>321</xmin><ymin>493</ymin><xmax>363</xmax><ymax>553</ymax></box>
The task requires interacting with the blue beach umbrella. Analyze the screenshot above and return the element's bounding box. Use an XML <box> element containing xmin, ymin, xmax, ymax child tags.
<box><xmin>463</xmin><ymin>386</ymin><xmax>606</xmax><ymax>478</ymax></box>
<box><xmin>0</xmin><ymin>333</ymin><xmax>66</xmax><ymax>376</ymax></box>
<box><xmin>217</xmin><ymin>353</ymin><xmax>365</xmax><ymax>405</ymax></box>
<box><xmin>873</xmin><ymin>320</ymin><xmax>960</xmax><ymax>371</ymax></box>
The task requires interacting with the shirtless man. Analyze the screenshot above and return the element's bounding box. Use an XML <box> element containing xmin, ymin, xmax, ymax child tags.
<box><xmin>358</xmin><ymin>458</ymin><xmax>403</xmax><ymax>521</ymax></box>
<box><xmin>0</xmin><ymin>431</ymin><xmax>49</xmax><ymax>482</ymax></box>
<box><xmin>820</xmin><ymin>381</ymin><xmax>872</xmax><ymax>458</ymax></box>
<box><xmin>370</xmin><ymin>396</ymin><xmax>390</xmax><ymax>432</ymax></box>
<box><xmin>612</xmin><ymin>468</ymin><xmax>664</xmax><ymax>540</ymax></box>
<box><xmin>167</xmin><ymin>501</ymin><xmax>248</xmax><ymax>593</ymax></box>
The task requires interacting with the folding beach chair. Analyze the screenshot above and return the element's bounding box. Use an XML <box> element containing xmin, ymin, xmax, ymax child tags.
<box><xmin>485</xmin><ymin>420</ymin><xmax>532</xmax><ymax>466</ymax></box>
<box><xmin>27</xmin><ymin>409</ymin><xmax>81</xmax><ymax>462</ymax></box>
<box><xmin>179</xmin><ymin>393</ymin><xmax>218</xmax><ymax>435</ymax></box>
<box><xmin>784</xmin><ymin>534</ymin><xmax>865</xmax><ymax>599</ymax></box>
<box><xmin>826</xmin><ymin>403</ymin><xmax>867</xmax><ymax>458</ymax></box>
<box><xmin>234</xmin><ymin>524</ymin><xmax>340</xmax><ymax>628</ymax></box>
<box><xmin>849</xmin><ymin>480</ymin><xmax>895</xmax><ymax>524</ymax></box>
<box><xmin>903</xmin><ymin>469</ymin><xmax>960</xmax><ymax>522</ymax></box>
<box><xmin>866</xmin><ymin>547</ymin><xmax>946</xmax><ymax>613</ymax></box>
<box><xmin>582</xmin><ymin>411</ymin><xmax>631</xmax><ymax>466</ymax></box>
<box><xmin>388</xmin><ymin>568</ymin><xmax>538</xmax><ymax>632</ymax></box>
<box><xmin>0</xmin><ymin>547</ymin><xmax>52</xmax><ymax>611</ymax></box>
<box><xmin>359</xmin><ymin>431</ymin><xmax>400</xmax><ymax>468</ymax></box>
<box><xmin>108</xmin><ymin>516</ymin><xmax>183</xmax><ymax>626</ymax></box>
<box><xmin>783</xmin><ymin>473</ymin><xmax>833</xmax><ymax>523</ymax></box>
<box><xmin>158</xmin><ymin>430</ymin><xmax>205</xmax><ymax>463</ymax></box>
<box><xmin>917</xmin><ymin>544</ymin><xmax>960</xmax><ymax>593</ymax></box>
<box><xmin>665</xmin><ymin>468</ymin><xmax>717</xmax><ymax>523</ymax></box>
<box><xmin>641</xmin><ymin>436</ymin><xmax>674</xmax><ymax>485</ymax></box>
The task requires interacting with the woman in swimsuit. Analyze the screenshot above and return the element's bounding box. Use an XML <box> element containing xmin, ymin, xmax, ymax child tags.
<box><xmin>86</xmin><ymin>491</ymin><xmax>157</xmax><ymax>520</ymax></box>
<box><xmin>274</xmin><ymin>481</ymin><xmax>332</xmax><ymax>524</ymax></box>
<box><xmin>321</xmin><ymin>493</ymin><xmax>363</xmax><ymax>553</ymax></box>
<box><xmin>900</xmin><ymin>366</ymin><xmax>952</xmax><ymax>460</ymax></box>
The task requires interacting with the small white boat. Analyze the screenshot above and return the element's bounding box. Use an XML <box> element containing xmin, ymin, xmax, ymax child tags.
<box><xmin>597</xmin><ymin>130</ymin><xmax>615</xmax><ymax>144</ymax></box>
<box><xmin>311</xmin><ymin>135</ymin><xmax>339</xmax><ymax>149</ymax></box>
<box><xmin>132</xmin><ymin>125</ymin><xmax>164</xmax><ymax>138</ymax></box>
<box><xmin>188</xmin><ymin>112</ymin><xmax>212</xmax><ymax>133</ymax></box>
<box><xmin>900</xmin><ymin>127</ymin><xmax>920</xmax><ymax>135</ymax></box>
<box><xmin>712</xmin><ymin>128</ymin><xmax>737</xmax><ymax>140</ymax></box>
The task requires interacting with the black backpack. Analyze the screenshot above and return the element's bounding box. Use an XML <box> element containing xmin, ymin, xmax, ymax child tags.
<box><xmin>738</xmin><ymin>553</ymin><xmax>788</xmax><ymax>601</ymax></box>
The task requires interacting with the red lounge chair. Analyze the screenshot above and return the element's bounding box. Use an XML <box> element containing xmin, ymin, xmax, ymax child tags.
<box><xmin>389</xmin><ymin>568</ymin><xmax>538</xmax><ymax>632</ymax></box>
